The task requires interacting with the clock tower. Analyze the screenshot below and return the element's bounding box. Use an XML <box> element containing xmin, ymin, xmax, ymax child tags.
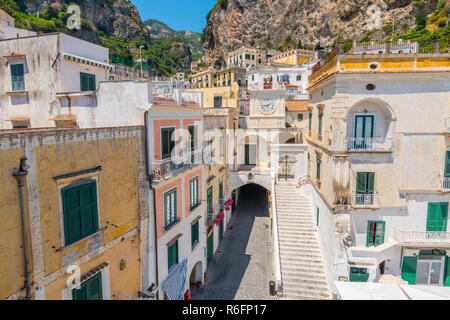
<box><xmin>247</xmin><ymin>69</ymin><xmax>287</xmax><ymax>129</ymax></box>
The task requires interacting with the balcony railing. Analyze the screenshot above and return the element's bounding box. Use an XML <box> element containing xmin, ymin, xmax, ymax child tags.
<box><xmin>442</xmin><ymin>177</ymin><xmax>450</xmax><ymax>191</ymax></box>
<box><xmin>346</xmin><ymin>137</ymin><xmax>393</xmax><ymax>152</ymax></box>
<box><xmin>351</xmin><ymin>193</ymin><xmax>381</xmax><ymax>208</ymax></box>
<box><xmin>151</xmin><ymin>151</ymin><xmax>203</xmax><ymax>182</ymax></box>
<box><xmin>393</xmin><ymin>229</ymin><xmax>450</xmax><ymax>246</ymax></box>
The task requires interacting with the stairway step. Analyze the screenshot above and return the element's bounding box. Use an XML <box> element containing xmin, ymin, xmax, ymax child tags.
<box><xmin>281</xmin><ymin>288</ymin><xmax>332</xmax><ymax>300</ymax></box>
<box><xmin>282</xmin><ymin>273</ymin><xmax>329</xmax><ymax>284</ymax></box>
<box><xmin>280</xmin><ymin>263</ymin><xmax>326</xmax><ymax>273</ymax></box>
<box><xmin>279</xmin><ymin>241</ymin><xmax>320</xmax><ymax>248</ymax></box>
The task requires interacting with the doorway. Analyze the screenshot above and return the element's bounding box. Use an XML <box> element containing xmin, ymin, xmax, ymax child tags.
<box><xmin>416</xmin><ymin>256</ymin><xmax>446</xmax><ymax>285</ymax></box>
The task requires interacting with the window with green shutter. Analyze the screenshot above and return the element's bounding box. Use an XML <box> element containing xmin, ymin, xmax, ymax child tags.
<box><xmin>190</xmin><ymin>177</ymin><xmax>199</xmax><ymax>210</ymax></box>
<box><xmin>214</xmin><ymin>96</ymin><xmax>223</xmax><ymax>108</ymax></box>
<box><xmin>445</xmin><ymin>151</ymin><xmax>450</xmax><ymax>177</ymax></box>
<box><xmin>80</xmin><ymin>72</ymin><xmax>96</xmax><ymax>91</ymax></box>
<box><xmin>308</xmin><ymin>111</ymin><xmax>312</xmax><ymax>133</ymax></box>
<box><xmin>72</xmin><ymin>272</ymin><xmax>103</xmax><ymax>300</ymax></box>
<box><xmin>207</xmin><ymin>186</ymin><xmax>213</xmax><ymax>215</ymax></box>
<box><xmin>366</xmin><ymin>221</ymin><xmax>385</xmax><ymax>247</ymax></box>
<box><xmin>349</xmin><ymin>267</ymin><xmax>369</xmax><ymax>282</ymax></box>
<box><xmin>191</xmin><ymin>221</ymin><xmax>199</xmax><ymax>249</ymax></box>
<box><xmin>168</xmin><ymin>240</ymin><xmax>178</xmax><ymax>271</ymax></box>
<box><xmin>356</xmin><ymin>172</ymin><xmax>375</xmax><ymax>196</ymax></box>
<box><xmin>161</xmin><ymin>127</ymin><xmax>176</xmax><ymax>160</ymax></box>
<box><xmin>318</xmin><ymin>110</ymin><xmax>323</xmax><ymax>136</ymax></box>
<box><xmin>317</xmin><ymin>208</ymin><xmax>320</xmax><ymax>227</ymax></box>
<box><xmin>297</xmin><ymin>114</ymin><xmax>304</xmax><ymax>121</ymax></box>
<box><xmin>426</xmin><ymin>202</ymin><xmax>449</xmax><ymax>232</ymax></box>
<box><xmin>219</xmin><ymin>177</ymin><xmax>224</xmax><ymax>201</ymax></box>
<box><xmin>316</xmin><ymin>158</ymin><xmax>321</xmax><ymax>180</ymax></box>
<box><xmin>164</xmin><ymin>189</ymin><xmax>178</xmax><ymax>229</ymax></box>
<box><xmin>62</xmin><ymin>181</ymin><xmax>99</xmax><ymax>246</ymax></box>
<box><xmin>11</xmin><ymin>64</ymin><xmax>25</xmax><ymax>91</ymax></box>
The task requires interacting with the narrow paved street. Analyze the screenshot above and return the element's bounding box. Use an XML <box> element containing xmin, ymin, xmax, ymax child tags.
<box><xmin>193</xmin><ymin>184</ymin><xmax>276</xmax><ymax>300</ymax></box>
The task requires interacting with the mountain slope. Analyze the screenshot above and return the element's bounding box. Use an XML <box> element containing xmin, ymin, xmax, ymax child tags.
<box><xmin>0</xmin><ymin>0</ymin><xmax>192</xmax><ymax>75</ymax></box>
<box><xmin>144</xmin><ymin>18</ymin><xmax>202</xmax><ymax>54</ymax></box>
<box><xmin>202</xmin><ymin>0</ymin><xmax>449</xmax><ymax>67</ymax></box>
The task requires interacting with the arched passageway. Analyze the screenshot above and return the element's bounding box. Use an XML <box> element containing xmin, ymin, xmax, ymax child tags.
<box><xmin>192</xmin><ymin>184</ymin><xmax>275</xmax><ymax>300</ymax></box>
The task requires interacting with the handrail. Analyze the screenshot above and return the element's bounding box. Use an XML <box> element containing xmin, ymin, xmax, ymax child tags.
<box><xmin>271</xmin><ymin>172</ymin><xmax>282</xmax><ymax>293</ymax></box>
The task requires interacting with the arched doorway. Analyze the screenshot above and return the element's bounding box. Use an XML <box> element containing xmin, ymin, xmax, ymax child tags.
<box><xmin>189</xmin><ymin>261</ymin><xmax>203</xmax><ymax>291</ymax></box>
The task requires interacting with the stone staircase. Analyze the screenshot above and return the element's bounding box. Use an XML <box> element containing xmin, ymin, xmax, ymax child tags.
<box><xmin>275</xmin><ymin>182</ymin><xmax>332</xmax><ymax>300</ymax></box>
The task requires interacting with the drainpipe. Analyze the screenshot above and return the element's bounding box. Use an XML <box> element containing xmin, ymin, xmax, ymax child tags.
<box><xmin>144</xmin><ymin>111</ymin><xmax>159</xmax><ymax>300</ymax></box>
<box><xmin>13</xmin><ymin>156</ymin><xmax>31</xmax><ymax>300</ymax></box>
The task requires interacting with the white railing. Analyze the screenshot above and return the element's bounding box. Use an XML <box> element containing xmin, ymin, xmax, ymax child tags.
<box><xmin>442</xmin><ymin>177</ymin><xmax>450</xmax><ymax>191</ymax></box>
<box><xmin>346</xmin><ymin>137</ymin><xmax>393</xmax><ymax>152</ymax></box>
<box><xmin>151</xmin><ymin>151</ymin><xmax>203</xmax><ymax>181</ymax></box>
<box><xmin>271</xmin><ymin>173</ymin><xmax>283</xmax><ymax>292</ymax></box>
<box><xmin>271</xmin><ymin>173</ymin><xmax>283</xmax><ymax>293</ymax></box>
<box><xmin>393</xmin><ymin>229</ymin><xmax>450</xmax><ymax>245</ymax></box>
<box><xmin>351</xmin><ymin>193</ymin><xmax>381</xmax><ymax>208</ymax></box>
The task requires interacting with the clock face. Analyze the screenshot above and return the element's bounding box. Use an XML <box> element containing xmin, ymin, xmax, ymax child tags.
<box><xmin>260</xmin><ymin>99</ymin><xmax>276</xmax><ymax>114</ymax></box>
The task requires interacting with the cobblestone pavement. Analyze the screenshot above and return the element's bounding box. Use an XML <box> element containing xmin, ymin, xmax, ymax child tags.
<box><xmin>192</xmin><ymin>184</ymin><xmax>276</xmax><ymax>300</ymax></box>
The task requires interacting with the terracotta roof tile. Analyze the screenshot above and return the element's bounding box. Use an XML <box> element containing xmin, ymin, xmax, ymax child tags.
<box><xmin>286</xmin><ymin>100</ymin><xmax>309</xmax><ymax>112</ymax></box>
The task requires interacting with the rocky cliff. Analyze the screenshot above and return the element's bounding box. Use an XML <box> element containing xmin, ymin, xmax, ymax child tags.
<box><xmin>0</xmin><ymin>0</ymin><xmax>193</xmax><ymax>75</ymax></box>
<box><xmin>203</xmin><ymin>0</ymin><xmax>447</xmax><ymax>67</ymax></box>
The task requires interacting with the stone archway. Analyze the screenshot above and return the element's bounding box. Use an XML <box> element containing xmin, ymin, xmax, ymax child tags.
<box><xmin>189</xmin><ymin>261</ymin><xmax>203</xmax><ymax>289</ymax></box>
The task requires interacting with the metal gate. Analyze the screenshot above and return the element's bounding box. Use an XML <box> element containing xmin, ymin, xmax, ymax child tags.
<box><xmin>278</xmin><ymin>154</ymin><xmax>297</xmax><ymax>181</ymax></box>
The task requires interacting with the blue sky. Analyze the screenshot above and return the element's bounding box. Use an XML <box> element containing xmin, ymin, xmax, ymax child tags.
<box><xmin>131</xmin><ymin>0</ymin><xmax>217</xmax><ymax>33</ymax></box>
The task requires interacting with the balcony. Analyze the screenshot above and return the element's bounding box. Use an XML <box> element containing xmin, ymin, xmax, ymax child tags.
<box><xmin>346</xmin><ymin>138</ymin><xmax>393</xmax><ymax>152</ymax></box>
<box><xmin>151</xmin><ymin>151</ymin><xmax>203</xmax><ymax>182</ymax></box>
<box><xmin>351</xmin><ymin>193</ymin><xmax>381</xmax><ymax>209</ymax></box>
<box><xmin>442</xmin><ymin>177</ymin><xmax>450</xmax><ymax>191</ymax></box>
<box><xmin>393</xmin><ymin>229</ymin><xmax>450</xmax><ymax>247</ymax></box>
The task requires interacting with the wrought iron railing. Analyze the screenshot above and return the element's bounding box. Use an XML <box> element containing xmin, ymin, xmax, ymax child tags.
<box><xmin>393</xmin><ymin>229</ymin><xmax>450</xmax><ymax>245</ymax></box>
<box><xmin>151</xmin><ymin>151</ymin><xmax>203</xmax><ymax>181</ymax></box>
<box><xmin>346</xmin><ymin>137</ymin><xmax>393</xmax><ymax>152</ymax></box>
<box><xmin>351</xmin><ymin>193</ymin><xmax>381</xmax><ymax>208</ymax></box>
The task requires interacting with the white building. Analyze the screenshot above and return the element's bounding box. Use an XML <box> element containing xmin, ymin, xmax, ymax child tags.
<box><xmin>0</xmin><ymin>8</ymin><xmax>36</xmax><ymax>39</ymax></box>
<box><xmin>304</xmin><ymin>47</ymin><xmax>450</xmax><ymax>289</ymax></box>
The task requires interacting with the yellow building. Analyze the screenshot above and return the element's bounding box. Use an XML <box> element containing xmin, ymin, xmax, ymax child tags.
<box><xmin>188</xmin><ymin>68</ymin><xmax>246</xmax><ymax>109</ymax></box>
<box><xmin>226</xmin><ymin>47</ymin><xmax>266</xmax><ymax>69</ymax></box>
<box><xmin>268</xmin><ymin>49</ymin><xmax>317</xmax><ymax>66</ymax></box>
<box><xmin>0</xmin><ymin>126</ymin><xmax>149</xmax><ymax>300</ymax></box>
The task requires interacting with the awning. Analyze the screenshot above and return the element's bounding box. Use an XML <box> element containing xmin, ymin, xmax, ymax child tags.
<box><xmin>63</xmin><ymin>53</ymin><xmax>112</xmax><ymax>70</ymax></box>
<box><xmin>162</xmin><ymin>258</ymin><xmax>188</xmax><ymax>300</ymax></box>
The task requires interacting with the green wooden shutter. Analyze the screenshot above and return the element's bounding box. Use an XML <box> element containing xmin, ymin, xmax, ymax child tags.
<box><xmin>318</xmin><ymin>111</ymin><xmax>323</xmax><ymax>135</ymax></box>
<box><xmin>207</xmin><ymin>231</ymin><xmax>214</xmax><ymax>264</ymax></box>
<box><xmin>356</xmin><ymin>172</ymin><xmax>368</xmax><ymax>194</ymax></box>
<box><xmin>62</xmin><ymin>181</ymin><xmax>98</xmax><ymax>246</ymax></box>
<box><xmin>63</xmin><ymin>186</ymin><xmax>82</xmax><ymax>245</ymax></box>
<box><xmin>80</xmin><ymin>73</ymin><xmax>87</xmax><ymax>91</ymax></box>
<box><xmin>316</xmin><ymin>208</ymin><xmax>320</xmax><ymax>227</ymax></box>
<box><xmin>427</xmin><ymin>203</ymin><xmax>448</xmax><ymax>232</ymax></box>
<box><xmin>87</xmin><ymin>273</ymin><xmax>102</xmax><ymax>300</ymax></box>
<box><xmin>168</xmin><ymin>241</ymin><xmax>178</xmax><ymax>270</ymax></box>
<box><xmin>79</xmin><ymin>182</ymin><xmax>98</xmax><ymax>239</ymax></box>
<box><xmin>73</xmin><ymin>272</ymin><xmax>102</xmax><ymax>300</ymax></box>
<box><xmin>444</xmin><ymin>257</ymin><xmax>450</xmax><ymax>287</ymax></box>
<box><xmin>161</xmin><ymin>128</ymin><xmax>175</xmax><ymax>160</ymax></box>
<box><xmin>11</xmin><ymin>64</ymin><xmax>25</xmax><ymax>91</ymax></box>
<box><xmin>401</xmin><ymin>257</ymin><xmax>418</xmax><ymax>285</ymax></box>
<box><xmin>191</xmin><ymin>222</ymin><xmax>199</xmax><ymax>247</ymax></box>
<box><xmin>367</xmin><ymin>172</ymin><xmax>375</xmax><ymax>194</ymax></box>
<box><xmin>445</xmin><ymin>151</ymin><xmax>450</xmax><ymax>177</ymax></box>
<box><xmin>219</xmin><ymin>219</ymin><xmax>224</xmax><ymax>242</ymax></box>
<box><xmin>207</xmin><ymin>187</ymin><xmax>213</xmax><ymax>214</ymax></box>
